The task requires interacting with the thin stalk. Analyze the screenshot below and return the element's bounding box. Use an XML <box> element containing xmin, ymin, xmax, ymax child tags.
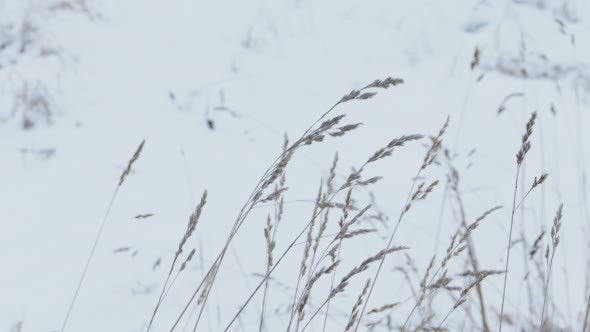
<box><xmin>540</xmin><ymin>251</ymin><xmax>555</xmax><ymax>331</ymax></box>
<box><xmin>61</xmin><ymin>139</ymin><xmax>145</xmax><ymax>330</ymax></box>
<box><xmin>583</xmin><ymin>293</ymin><xmax>590</xmax><ymax>332</ymax></box>
<box><xmin>353</xmin><ymin>169</ymin><xmax>422</xmax><ymax>331</ymax></box>
<box><xmin>453</xmin><ymin>181</ymin><xmax>490</xmax><ymax>331</ymax></box>
<box><xmin>301</xmin><ymin>298</ymin><xmax>331</xmax><ymax>332</ymax></box>
<box><xmin>148</xmin><ymin>251</ymin><xmax>182</xmax><ymax>331</ymax></box>
<box><xmin>321</xmin><ymin>242</ymin><xmax>342</xmax><ymax>332</ymax></box>
<box><xmin>499</xmin><ymin>165</ymin><xmax>521</xmax><ymax>332</ymax></box>
<box><xmin>60</xmin><ymin>186</ymin><xmax>120</xmax><ymax>331</ymax></box>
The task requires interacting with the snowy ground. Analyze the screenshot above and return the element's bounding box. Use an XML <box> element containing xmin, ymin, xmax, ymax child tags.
<box><xmin>1</xmin><ymin>0</ymin><xmax>590</xmax><ymax>331</ymax></box>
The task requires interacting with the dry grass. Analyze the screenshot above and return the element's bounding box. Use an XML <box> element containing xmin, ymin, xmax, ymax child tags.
<box><xmin>540</xmin><ymin>204</ymin><xmax>564</xmax><ymax>330</ymax></box>
<box><xmin>499</xmin><ymin>111</ymin><xmax>538</xmax><ymax>332</ymax></box>
<box><xmin>59</xmin><ymin>75</ymin><xmax>587</xmax><ymax>332</ymax></box>
<box><xmin>61</xmin><ymin>139</ymin><xmax>146</xmax><ymax>332</ymax></box>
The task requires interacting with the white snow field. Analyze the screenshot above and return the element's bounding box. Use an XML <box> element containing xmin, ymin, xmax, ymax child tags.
<box><xmin>1</xmin><ymin>0</ymin><xmax>589</xmax><ymax>331</ymax></box>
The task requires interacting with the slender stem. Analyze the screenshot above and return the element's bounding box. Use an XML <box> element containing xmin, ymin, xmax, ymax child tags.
<box><xmin>148</xmin><ymin>252</ymin><xmax>181</xmax><ymax>331</ymax></box>
<box><xmin>258</xmin><ymin>266</ymin><xmax>269</xmax><ymax>332</ymax></box>
<box><xmin>287</xmin><ymin>271</ymin><xmax>304</xmax><ymax>331</ymax></box>
<box><xmin>514</xmin><ymin>187</ymin><xmax>534</xmax><ymax>211</ymax></box>
<box><xmin>499</xmin><ymin>165</ymin><xmax>521</xmax><ymax>332</ymax></box>
<box><xmin>193</xmin><ymin>247</ymin><xmax>228</xmax><ymax>331</ymax></box>
<box><xmin>354</xmin><ymin>169</ymin><xmax>422</xmax><ymax>331</ymax></box>
<box><xmin>322</xmin><ymin>242</ymin><xmax>342</xmax><ymax>332</ymax></box>
<box><xmin>300</xmin><ymin>286</ymin><xmax>367</xmax><ymax>332</ymax></box>
<box><xmin>583</xmin><ymin>293</ymin><xmax>590</xmax><ymax>332</ymax></box>
<box><xmin>540</xmin><ymin>252</ymin><xmax>555</xmax><ymax>331</ymax></box>
<box><xmin>61</xmin><ymin>186</ymin><xmax>120</xmax><ymax>332</ymax></box>
<box><xmin>301</xmin><ymin>298</ymin><xmax>331</xmax><ymax>332</ymax></box>
<box><xmin>170</xmin><ymin>244</ymin><xmax>223</xmax><ymax>331</ymax></box>
<box><xmin>453</xmin><ymin>181</ymin><xmax>489</xmax><ymax>331</ymax></box>
<box><xmin>438</xmin><ymin>307</ymin><xmax>455</xmax><ymax>330</ymax></box>
<box><xmin>433</xmin><ymin>183</ymin><xmax>449</xmax><ymax>254</ymax></box>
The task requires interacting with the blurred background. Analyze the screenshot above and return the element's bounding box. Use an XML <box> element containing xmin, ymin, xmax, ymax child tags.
<box><xmin>1</xmin><ymin>0</ymin><xmax>589</xmax><ymax>331</ymax></box>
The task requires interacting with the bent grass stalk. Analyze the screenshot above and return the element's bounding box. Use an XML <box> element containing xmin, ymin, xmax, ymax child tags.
<box><xmin>164</xmin><ymin>77</ymin><xmax>403</xmax><ymax>331</ymax></box>
<box><xmin>61</xmin><ymin>140</ymin><xmax>145</xmax><ymax>332</ymax></box>
<box><xmin>223</xmin><ymin>131</ymin><xmax>421</xmax><ymax>331</ymax></box>
<box><xmin>164</xmin><ymin>77</ymin><xmax>405</xmax><ymax>331</ymax></box>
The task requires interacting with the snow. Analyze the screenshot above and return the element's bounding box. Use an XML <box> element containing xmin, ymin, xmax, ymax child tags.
<box><xmin>1</xmin><ymin>0</ymin><xmax>589</xmax><ymax>331</ymax></box>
